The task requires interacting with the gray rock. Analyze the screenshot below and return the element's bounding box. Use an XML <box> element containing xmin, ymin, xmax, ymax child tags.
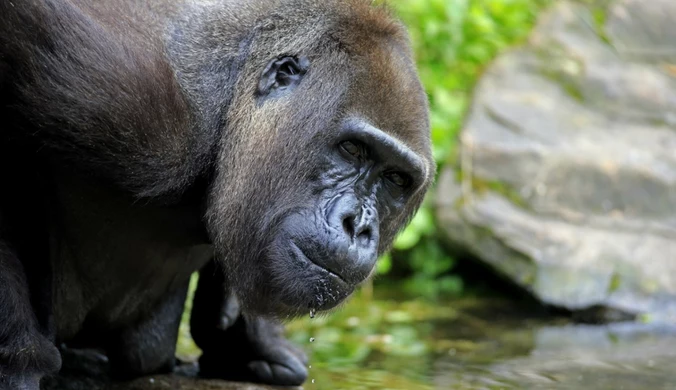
<box><xmin>436</xmin><ymin>0</ymin><xmax>676</xmax><ymax>320</ymax></box>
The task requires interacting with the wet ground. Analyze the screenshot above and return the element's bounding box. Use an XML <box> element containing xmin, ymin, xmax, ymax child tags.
<box><xmin>45</xmin><ymin>373</ymin><xmax>287</xmax><ymax>390</ymax></box>
<box><xmin>45</xmin><ymin>289</ymin><xmax>676</xmax><ymax>390</ymax></box>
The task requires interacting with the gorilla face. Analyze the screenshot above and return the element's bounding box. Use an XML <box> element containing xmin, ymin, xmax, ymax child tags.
<box><xmin>204</xmin><ymin>4</ymin><xmax>433</xmax><ymax>318</ymax></box>
<box><xmin>266</xmin><ymin>117</ymin><xmax>429</xmax><ymax>313</ymax></box>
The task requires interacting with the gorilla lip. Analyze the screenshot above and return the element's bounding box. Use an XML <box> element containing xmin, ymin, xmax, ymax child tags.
<box><xmin>289</xmin><ymin>241</ymin><xmax>349</xmax><ymax>285</ymax></box>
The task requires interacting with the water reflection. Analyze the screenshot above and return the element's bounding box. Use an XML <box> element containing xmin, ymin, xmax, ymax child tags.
<box><xmin>291</xmin><ymin>291</ymin><xmax>676</xmax><ymax>390</ymax></box>
<box><xmin>433</xmin><ymin>323</ymin><xmax>676</xmax><ymax>390</ymax></box>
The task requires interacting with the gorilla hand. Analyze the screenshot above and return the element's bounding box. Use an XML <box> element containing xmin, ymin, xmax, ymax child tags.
<box><xmin>198</xmin><ymin>295</ymin><xmax>308</xmax><ymax>386</ymax></box>
<box><xmin>191</xmin><ymin>262</ymin><xmax>307</xmax><ymax>386</ymax></box>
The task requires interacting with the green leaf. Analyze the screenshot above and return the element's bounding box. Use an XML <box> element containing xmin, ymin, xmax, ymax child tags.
<box><xmin>393</xmin><ymin>227</ymin><xmax>422</xmax><ymax>250</ymax></box>
<box><xmin>377</xmin><ymin>253</ymin><xmax>393</xmax><ymax>275</ymax></box>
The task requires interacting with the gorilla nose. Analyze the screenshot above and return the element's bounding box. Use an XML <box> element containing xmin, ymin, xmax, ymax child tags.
<box><xmin>323</xmin><ymin>196</ymin><xmax>379</xmax><ymax>283</ymax></box>
<box><xmin>342</xmin><ymin>210</ymin><xmax>373</xmax><ymax>246</ymax></box>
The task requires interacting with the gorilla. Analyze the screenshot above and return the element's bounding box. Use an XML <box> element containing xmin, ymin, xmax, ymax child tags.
<box><xmin>0</xmin><ymin>0</ymin><xmax>433</xmax><ymax>388</ymax></box>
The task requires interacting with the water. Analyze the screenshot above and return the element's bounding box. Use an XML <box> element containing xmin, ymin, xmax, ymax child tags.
<box><xmin>286</xmin><ymin>289</ymin><xmax>676</xmax><ymax>390</ymax></box>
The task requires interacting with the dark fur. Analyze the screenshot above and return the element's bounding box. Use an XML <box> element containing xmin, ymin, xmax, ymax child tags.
<box><xmin>0</xmin><ymin>0</ymin><xmax>433</xmax><ymax>387</ymax></box>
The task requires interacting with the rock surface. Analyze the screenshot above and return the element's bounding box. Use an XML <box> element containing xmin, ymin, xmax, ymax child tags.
<box><xmin>437</xmin><ymin>0</ymin><xmax>676</xmax><ymax>320</ymax></box>
<box><xmin>44</xmin><ymin>375</ymin><xmax>288</xmax><ymax>390</ymax></box>
<box><xmin>42</xmin><ymin>361</ymin><xmax>299</xmax><ymax>390</ymax></box>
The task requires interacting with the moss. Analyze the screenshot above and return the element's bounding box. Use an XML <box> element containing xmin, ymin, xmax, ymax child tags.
<box><xmin>454</xmin><ymin>196</ymin><xmax>468</xmax><ymax>210</ymax></box>
<box><xmin>535</xmin><ymin>1</ymin><xmax>620</xmax><ymax>102</ymax></box>
<box><xmin>641</xmin><ymin>279</ymin><xmax>660</xmax><ymax>294</ymax></box>
<box><xmin>451</xmin><ymin>167</ymin><xmax>530</xmax><ymax>211</ymax></box>
<box><xmin>590</xmin><ymin>2</ymin><xmax>614</xmax><ymax>47</ymax></box>
<box><xmin>522</xmin><ymin>272</ymin><xmax>536</xmax><ymax>287</ymax></box>
<box><xmin>607</xmin><ymin>272</ymin><xmax>622</xmax><ymax>294</ymax></box>
<box><xmin>540</xmin><ymin>66</ymin><xmax>585</xmax><ymax>102</ymax></box>
<box><xmin>556</xmin><ymin>76</ymin><xmax>585</xmax><ymax>102</ymax></box>
<box><xmin>474</xmin><ymin>225</ymin><xmax>496</xmax><ymax>240</ymax></box>
<box><xmin>472</xmin><ymin>176</ymin><xmax>530</xmax><ymax>209</ymax></box>
<box><xmin>454</xmin><ymin>167</ymin><xmax>463</xmax><ymax>183</ymax></box>
<box><xmin>638</xmin><ymin>313</ymin><xmax>654</xmax><ymax>324</ymax></box>
<box><xmin>531</xmin><ymin>39</ymin><xmax>586</xmax><ymax>102</ymax></box>
<box><xmin>567</xmin><ymin>0</ymin><xmax>615</xmax><ymax>48</ymax></box>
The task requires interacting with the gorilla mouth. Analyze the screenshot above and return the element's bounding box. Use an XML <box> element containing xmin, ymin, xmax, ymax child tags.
<box><xmin>289</xmin><ymin>241</ymin><xmax>349</xmax><ymax>285</ymax></box>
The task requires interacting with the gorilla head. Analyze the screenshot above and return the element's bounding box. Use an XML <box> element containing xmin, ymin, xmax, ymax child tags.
<box><xmin>193</xmin><ymin>0</ymin><xmax>434</xmax><ymax>317</ymax></box>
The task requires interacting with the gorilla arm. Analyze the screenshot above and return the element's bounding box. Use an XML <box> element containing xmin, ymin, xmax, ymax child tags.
<box><xmin>191</xmin><ymin>261</ymin><xmax>309</xmax><ymax>386</ymax></box>
<box><xmin>0</xmin><ymin>243</ymin><xmax>61</xmax><ymax>388</ymax></box>
<box><xmin>0</xmin><ymin>0</ymin><xmax>210</xmax><ymax>385</ymax></box>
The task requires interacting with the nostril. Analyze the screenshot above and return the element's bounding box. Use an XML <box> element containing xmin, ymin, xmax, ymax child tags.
<box><xmin>357</xmin><ymin>228</ymin><xmax>371</xmax><ymax>245</ymax></box>
<box><xmin>342</xmin><ymin>216</ymin><xmax>355</xmax><ymax>238</ymax></box>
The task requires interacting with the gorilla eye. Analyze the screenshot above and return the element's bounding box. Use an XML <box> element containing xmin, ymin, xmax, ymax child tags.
<box><xmin>339</xmin><ymin>141</ymin><xmax>363</xmax><ymax>159</ymax></box>
<box><xmin>384</xmin><ymin>171</ymin><xmax>411</xmax><ymax>188</ymax></box>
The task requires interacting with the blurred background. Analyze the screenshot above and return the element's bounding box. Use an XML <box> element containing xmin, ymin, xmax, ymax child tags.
<box><xmin>178</xmin><ymin>0</ymin><xmax>676</xmax><ymax>388</ymax></box>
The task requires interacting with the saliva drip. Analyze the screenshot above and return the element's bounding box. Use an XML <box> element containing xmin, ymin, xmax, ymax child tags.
<box><xmin>309</xmin><ymin>308</ymin><xmax>317</xmax><ymax>385</ymax></box>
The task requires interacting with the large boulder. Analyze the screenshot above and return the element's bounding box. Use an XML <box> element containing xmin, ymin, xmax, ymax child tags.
<box><xmin>437</xmin><ymin>0</ymin><xmax>676</xmax><ymax>321</ymax></box>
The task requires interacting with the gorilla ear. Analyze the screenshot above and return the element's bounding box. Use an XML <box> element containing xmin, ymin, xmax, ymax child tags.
<box><xmin>257</xmin><ymin>55</ymin><xmax>310</xmax><ymax>98</ymax></box>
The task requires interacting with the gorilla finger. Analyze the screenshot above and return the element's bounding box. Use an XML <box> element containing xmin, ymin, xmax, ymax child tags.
<box><xmin>281</xmin><ymin>341</ymin><xmax>309</xmax><ymax>365</ymax></box>
<box><xmin>217</xmin><ymin>293</ymin><xmax>241</xmax><ymax>330</ymax></box>
<box><xmin>256</xmin><ymin>345</ymin><xmax>308</xmax><ymax>382</ymax></box>
<box><xmin>248</xmin><ymin>359</ymin><xmax>308</xmax><ymax>387</ymax></box>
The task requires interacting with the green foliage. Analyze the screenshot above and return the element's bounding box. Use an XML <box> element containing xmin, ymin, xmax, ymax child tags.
<box><xmin>379</xmin><ymin>0</ymin><xmax>551</xmax><ymax>294</ymax></box>
<box><xmin>285</xmin><ymin>289</ymin><xmax>462</xmax><ymax>389</ymax></box>
<box><xmin>393</xmin><ymin>0</ymin><xmax>549</xmax><ymax>164</ymax></box>
<box><xmin>176</xmin><ymin>273</ymin><xmax>200</xmax><ymax>360</ymax></box>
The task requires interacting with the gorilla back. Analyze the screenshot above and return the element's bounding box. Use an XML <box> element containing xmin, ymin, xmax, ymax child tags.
<box><xmin>0</xmin><ymin>0</ymin><xmax>433</xmax><ymax>387</ymax></box>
